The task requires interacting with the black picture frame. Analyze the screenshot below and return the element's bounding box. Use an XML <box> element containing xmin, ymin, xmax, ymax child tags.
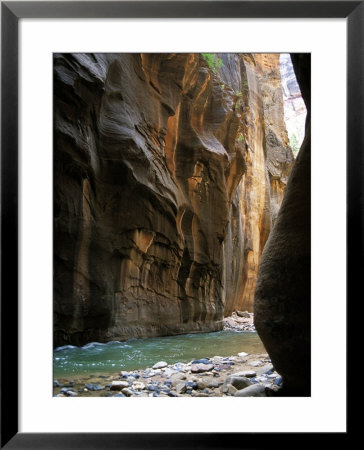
<box><xmin>1</xmin><ymin>1</ymin><xmax>357</xmax><ymax>448</ymax></box>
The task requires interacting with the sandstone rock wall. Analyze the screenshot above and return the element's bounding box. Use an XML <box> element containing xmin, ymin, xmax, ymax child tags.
<box><xmin>54</xmin><ymin>53</ymin><xmax>293</xmax><ymax>346</ymax></box>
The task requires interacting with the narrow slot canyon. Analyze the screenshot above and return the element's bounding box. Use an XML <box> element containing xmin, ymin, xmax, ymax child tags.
<box><xmin>53</xmin><ymin>53</ymin><xmax>310</xmax><ymax>397</ymax></box>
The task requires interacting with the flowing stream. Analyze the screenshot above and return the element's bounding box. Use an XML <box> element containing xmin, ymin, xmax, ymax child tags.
<box><xmin>54</xmin><ymin>331</ymin><xmax>266</xmax><ymax>378</ymax></box>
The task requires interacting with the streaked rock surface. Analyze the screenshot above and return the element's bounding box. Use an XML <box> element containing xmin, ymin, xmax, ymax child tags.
<box><xmin>54</xmin><ymin>53</ymin><xmax>293</xmax><ymax>346</ymax></box>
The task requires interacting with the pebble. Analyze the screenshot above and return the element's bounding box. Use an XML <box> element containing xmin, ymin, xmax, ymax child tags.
<box><xmin>113</xmin><ymin>393</ymin><xmax>126</xmax><ymax>397</ymax></box>
<box><xmin>238</xmin><ymin>352</ymin><xmax>249</xmax><ymax>357</ymax></box>
<box><xmin>132</xmin><ymin>382</ymin><xmax>146</xmax><ymax>391</ymax></box>
<box><xmin>152</xmin><ymin>361</ymin><xmax>168</xmax><ymax>369</ymax></box>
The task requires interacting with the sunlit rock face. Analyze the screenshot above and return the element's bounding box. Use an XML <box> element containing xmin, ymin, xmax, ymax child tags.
<box><xmin>54</xmin><ymin>53</ymin><xmax>292</xmax><ymax>346</ymax></box>
<box><xmin>280</xmin><ymin>53</ymin><xmax>307</xmax><ymax>148</ymax></box>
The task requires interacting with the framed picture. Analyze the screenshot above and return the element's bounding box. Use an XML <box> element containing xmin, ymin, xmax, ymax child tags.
<box><xmin>1</xmin><ymin>1</ymin><xmax>356</xmax><ymax>447</ymax></box>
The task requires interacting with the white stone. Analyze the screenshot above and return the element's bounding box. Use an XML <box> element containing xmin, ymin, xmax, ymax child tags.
<box><xmin>111</xmin><ymin>380</ymin><xmax>129</xmax><ymax>390</ymax></box>
<box><xmin>238</xmin><ymin>352</ymin><xmax>249</xmax><ymax>357</ymax></box>
<box><xmin>153</xmin><ymin>361</ymin><xmax>168</xmax><ymax>369</ymax></box>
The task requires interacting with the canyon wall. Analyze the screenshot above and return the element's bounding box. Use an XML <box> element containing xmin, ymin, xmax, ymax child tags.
<box><xmin>54</xmin><ymin>53</ymin><xmax>293</xmax><ymax>346</ymax></box>
<box><xmin>254</xmin><ymin>54</ymin><xmax>311</xmax><ymax>396</ymax></box>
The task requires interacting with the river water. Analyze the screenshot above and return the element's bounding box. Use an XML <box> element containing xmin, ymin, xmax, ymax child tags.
<box><xmin>54</xmin><ymin>331</ymin><xmax>265</xmax><ymax>378</ymax></box>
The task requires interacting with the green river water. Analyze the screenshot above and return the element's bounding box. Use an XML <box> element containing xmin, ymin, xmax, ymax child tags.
<box><xmin>53</xmin><ymin>331</ymin><xmax>266</xmax><ymax>378</ymax></box>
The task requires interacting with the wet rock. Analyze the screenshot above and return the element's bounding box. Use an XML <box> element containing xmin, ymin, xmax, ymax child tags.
<box><xmin>53</xmin><ymin>380</ymin><xmax>60</xmax><ymax>388</ymax></box>
<box><xmin>234</xmin><ymin>384</ymin><xmax>267</xmax><ymax>397</ymax></box>
<box><xmin>113</xmin><ymin>393</ymin><xmax>126</xmax><ymax>397</ymax></box>
<box><xmin>85</xmin><ymin>384</ymin><xmax>104</xmax><ymax>391</ymax></box>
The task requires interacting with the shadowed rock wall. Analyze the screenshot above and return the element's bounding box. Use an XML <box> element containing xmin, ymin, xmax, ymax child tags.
<box><xmin>254</xmin><ymin>53</ymin><xmax>311</xmax><ymax>396</ymax></box>
<box><xmin>54</xmin><ymin>53</ymin><xmax>292</xmax><ymax>346</ymax></box>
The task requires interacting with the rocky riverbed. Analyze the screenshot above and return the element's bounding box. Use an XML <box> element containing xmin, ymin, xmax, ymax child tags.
<box><xmin>54</xmin><ymin>353</ymin><xmax>282</xmax><ymax>398</ymax></box>
<box><xmin>54</xmin><ymin>313</ymin><xmax>282</xmax><ymax>398</ymax></box>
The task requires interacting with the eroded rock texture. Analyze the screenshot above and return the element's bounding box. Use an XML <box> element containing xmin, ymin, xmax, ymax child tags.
<box><xmin>54</xmin><ymin>53</ymin><xmax>292</xmax><ymax>346</ymax></box>
<box><xmin>254</xmin><ymin>54</ymin><xmax>311</xmax><ymax>396</ymax></box>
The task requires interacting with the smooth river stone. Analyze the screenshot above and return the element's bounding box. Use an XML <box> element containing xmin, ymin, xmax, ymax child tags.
<box><xmin>110</xmin><ymin>381</ymin><xmax>129</xmax><ymax>391</ymax></box>
<box><xmin>152</xmin><ymin>361</ymin><xmax>168</xmax><ymax>369</ymax></box>
<box><xmin>234</xmin><ymin>384</ymin><xmax>266</xmax><ymax>397</ymax></box>
<box><xmin>191</xmin><ymin>363</ymin><xmax>214</xmax><ymax>373</ymax></box>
